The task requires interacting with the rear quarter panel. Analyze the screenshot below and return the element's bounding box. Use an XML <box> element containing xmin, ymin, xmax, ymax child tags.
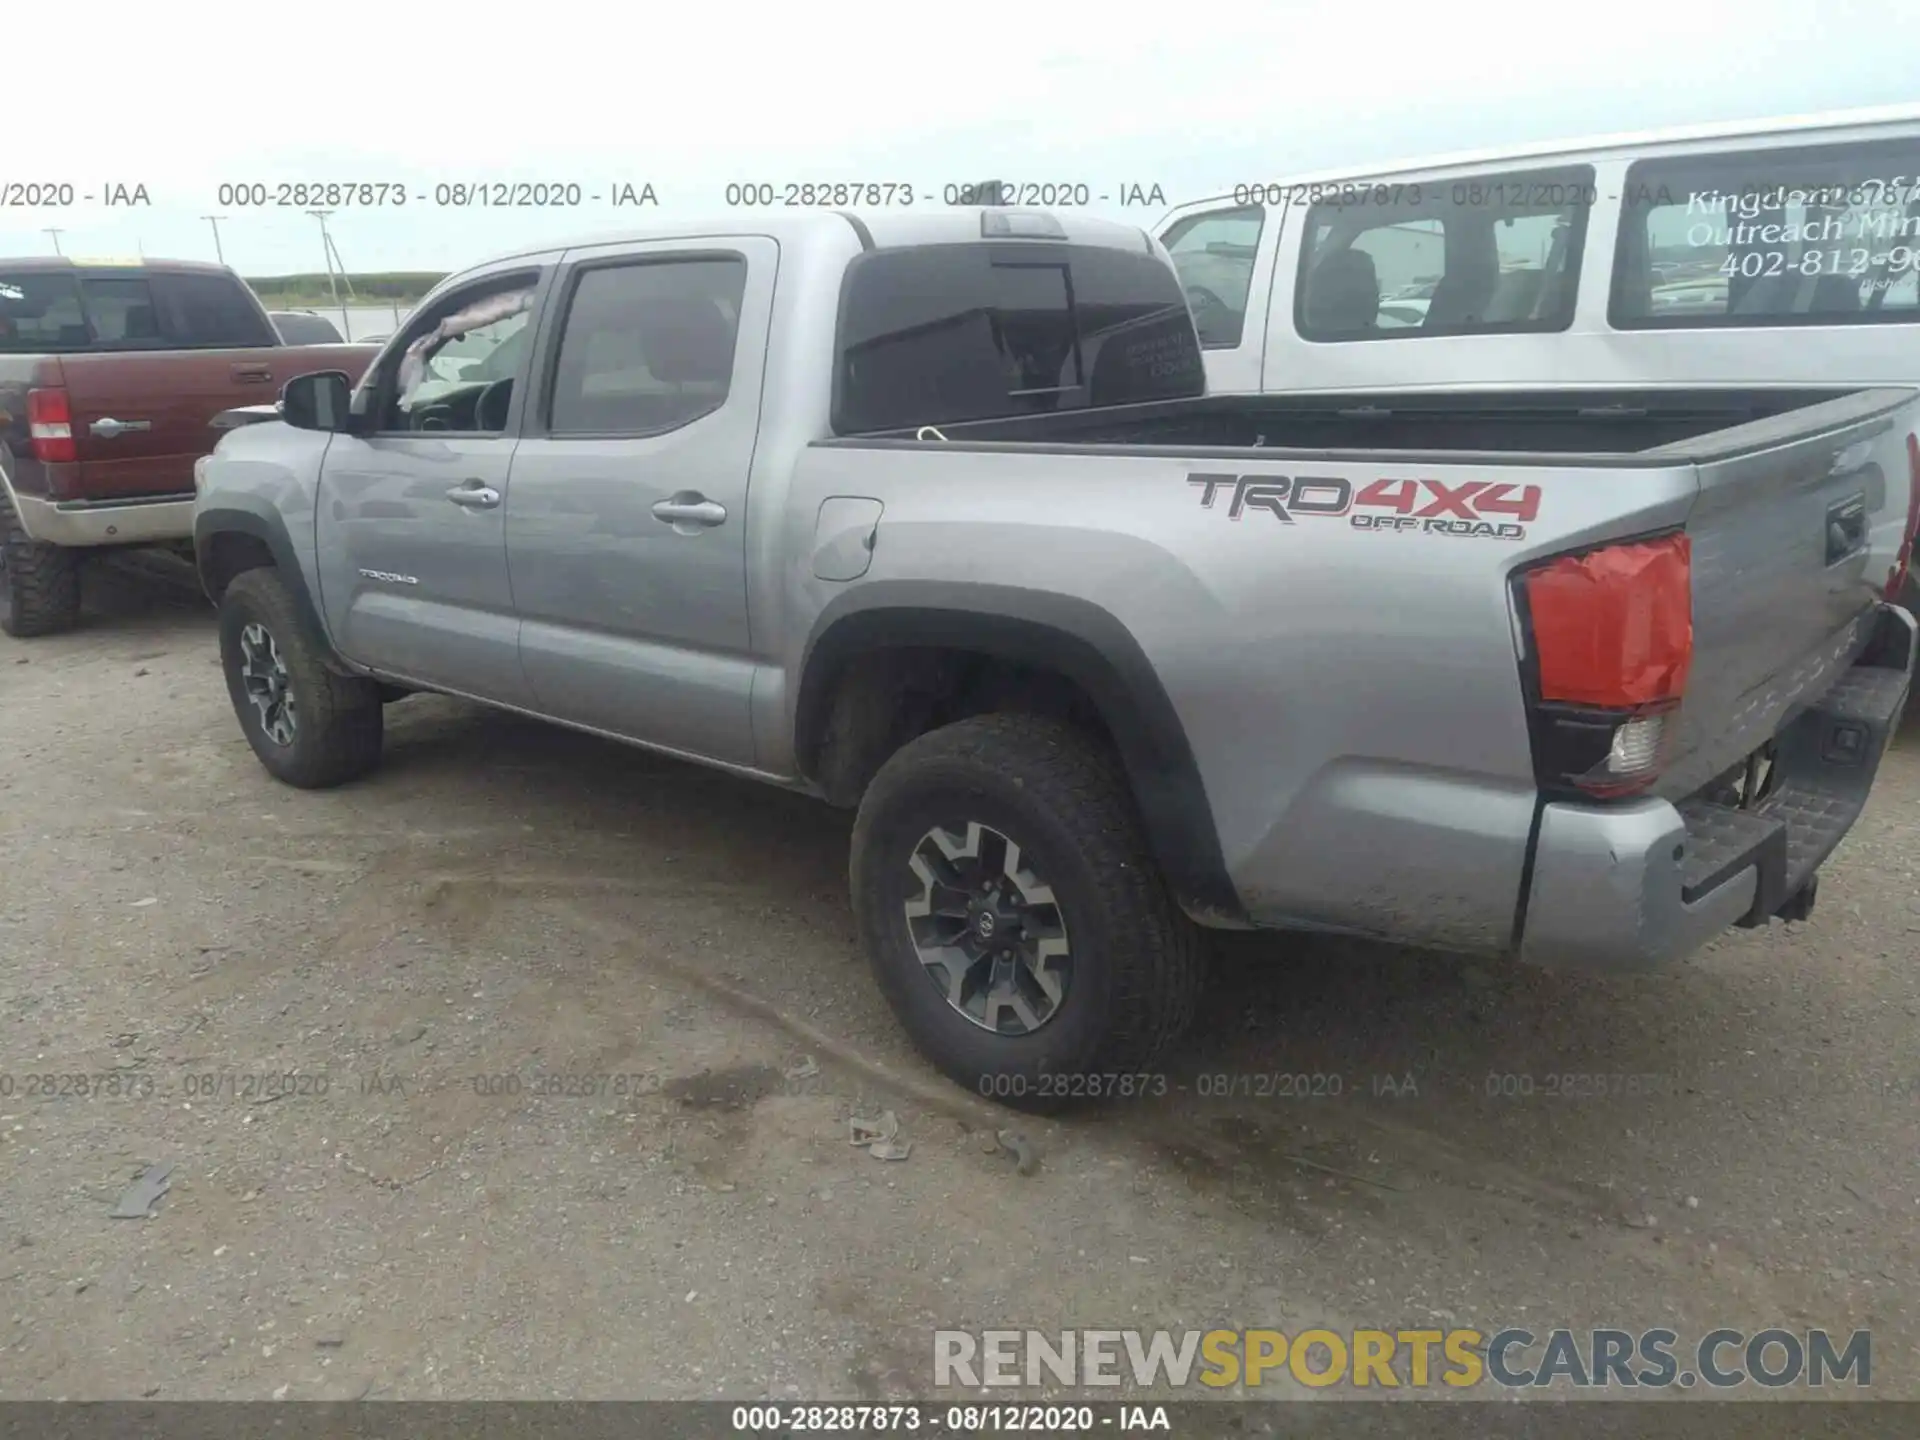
<box><xmin>782</xmin><ymin>441</ymin><xmax>1700</xmax><ymax>954</ymax></box>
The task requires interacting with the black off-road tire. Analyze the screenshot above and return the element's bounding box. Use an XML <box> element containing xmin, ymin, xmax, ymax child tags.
<box><xmin>0</xmin><ymin>490</ymin><xmax>82</xmax><ymax>638</ymax></box>
<box><xmin>218</xmin><ymin>567</ymin><xmax>384</xmax><ymax>788</ymax></box>
<box><xmin>851</xmin><ymin>713</ymin><xmax>1204</xmax><ymax>1111</ymax></box>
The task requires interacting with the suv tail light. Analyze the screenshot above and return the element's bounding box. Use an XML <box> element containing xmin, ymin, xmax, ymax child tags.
<box><xmin>1513</xmin><ymin>532</ymin><xmax>1693</xmax><ymax>799</ymax></box>
<box><xmin>1884</xmin><ymin>432</ymin><xmax>1920</xmax><ymax>601</ymax></box>
<box><xmin>26</xmin><ymin>387</ymin><xmax>76</xmax><ymax>464</ymax></box>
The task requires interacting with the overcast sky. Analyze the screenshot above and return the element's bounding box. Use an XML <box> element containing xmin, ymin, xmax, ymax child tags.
<box><xmin>4</xmin><ymin>0</ymin><xmax>1914</xmax><ymax>277</ymax></box>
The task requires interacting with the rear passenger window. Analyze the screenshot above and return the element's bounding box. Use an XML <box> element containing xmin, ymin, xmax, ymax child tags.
<box><xmin>1159</xmin><ymin>205</ymin><xmax>1265</xmax><ymax>347</ymax></box>
<box><xmin>1294</xmin><ymin>166</ymin><xmax>1594</xmax><ymax>342</ymax></box>
<box><xmin>547</xmin><ymin>257</ymin><xmax>746</xmax><ymax>436</ymax></box>
<box><xmin>149</xmin><ymin>272</ymin><xmax>276</xmax><ymax>348</ymax></box>
<box><xmin>833</xmin><ymin>242</ymin><xmax>1203</xmax><ymax>434</ymax></box>
<box><xmin>79</xmin><ymin>278</ymin><xmax>164</xmax><ymax>346</ymax></box>
<box><xmin>1611</xmin><ymin>139</ymin><xmax>1920</xmax><ymax>328</ymax></box>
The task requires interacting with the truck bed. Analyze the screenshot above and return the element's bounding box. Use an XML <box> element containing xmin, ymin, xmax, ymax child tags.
<box><xmin>840</xmin><ymin>385</ymin><xmax>1891</xmax><ymax>460</ymax></box>
<box><xmin>804</xmin><ymin>382</ymin><xmax>1918</xmax><ymax>956</ymax></box>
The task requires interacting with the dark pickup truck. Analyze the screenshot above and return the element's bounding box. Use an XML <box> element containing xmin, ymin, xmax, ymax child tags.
<box><xmin>0</xmin><ymin>257</ymin><xmax>377</xmax><ymax>636</ymax></box>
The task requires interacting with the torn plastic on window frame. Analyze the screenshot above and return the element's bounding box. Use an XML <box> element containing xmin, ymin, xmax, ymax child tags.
<box><xmin>397</xmin><ymin>287</ymin><xmax>534</xmax><ymax>395</ymax></box>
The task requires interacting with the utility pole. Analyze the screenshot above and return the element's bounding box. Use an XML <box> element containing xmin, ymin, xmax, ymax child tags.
<box><xmin>306</xmin><ymin>209</ymin><xmax>342</xmax><ymax>315</ymax></box>
<box><xmin>324</xmin><ymin>229</ymin><xmax>357</xmax><ymax>300</ymax></box>
<box><xmin>43</xmin><ymin>228</ymin><xmax>64</xmax><ymax>256</ymax></box>
<box><xmin>203</xmin><ymin>215</ymin><xmax>227</xmax><ymax>265</ymax></box>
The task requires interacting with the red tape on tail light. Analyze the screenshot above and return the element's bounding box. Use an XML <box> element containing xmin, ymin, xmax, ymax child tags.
<box><xmin>1524</xmin><ymin>533</ymin><xmax>1693</xmax><ymax>709</ymax></box>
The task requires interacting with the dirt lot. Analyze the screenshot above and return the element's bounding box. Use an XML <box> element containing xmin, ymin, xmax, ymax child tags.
<box><xmin>2</xmin><ymin>560</ymin><xmax>1918</xmax><ymax>1405</ymax></box>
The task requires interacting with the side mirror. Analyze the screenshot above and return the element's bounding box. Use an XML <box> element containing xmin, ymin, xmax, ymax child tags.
<box><xmin>281</xmin><ymin>370</ymin><xmax>355</xmax><ymax>432</ymax></box>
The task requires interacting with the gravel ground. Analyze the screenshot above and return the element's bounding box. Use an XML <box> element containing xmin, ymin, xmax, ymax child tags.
<box><xmin>2</xmin><ymin>560</ymin><xmax>1917</xmax><ymax>1405</ymax></box>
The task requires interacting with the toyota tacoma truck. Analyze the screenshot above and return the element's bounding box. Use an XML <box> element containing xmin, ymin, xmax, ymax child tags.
<box><xmin>190</xmin><ymin>210</ymin><xmax>1919</xmax><ymax>1108</ymax></box>
<box><xmin>0</xmin><ymin>257</ymin><xmax>377</xmax><ymax>636</ymax></box>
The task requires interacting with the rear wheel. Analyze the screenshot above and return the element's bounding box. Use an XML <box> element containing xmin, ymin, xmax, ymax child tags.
<box><xmin>218</xmin><ymin>567</ymin><xmax>384</xmax><ymax>788</ymax></box>
<box><xmin>0</xmin><ymin>490</ymin><xmax>82</xmax><ymax>638</ymax></box>
<box><xmin>851</xmin><ymin>714</ymin><xmax>1203</xmax><ymax>1111</ymax></box>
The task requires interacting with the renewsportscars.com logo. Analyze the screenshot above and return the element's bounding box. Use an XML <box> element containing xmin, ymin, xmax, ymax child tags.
<box><xmin>932</xmin><ymin>1327</ymin><xmax>1871</xmax><ymax>1391</ymax></box>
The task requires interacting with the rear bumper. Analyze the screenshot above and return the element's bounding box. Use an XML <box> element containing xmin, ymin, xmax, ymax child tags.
<box><xmin>1518</xmin><ymin>602</ymin><xmax>1916</xmax><ymax>970</ymax></box>
<box><xmin>1</xmin><ymin>472</ymin><xmax>195</xmax><ymax>548</ymax></box>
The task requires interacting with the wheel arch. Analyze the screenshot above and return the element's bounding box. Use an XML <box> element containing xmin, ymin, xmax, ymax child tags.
<box><xmin>795</xmin><ymin>583</ymin><xmax>1245</xmax><ymax>926</ymax></box>
<box><xmin>193</xmin><ymin>503</ymin><xmax>349</xmax><ymax>675</ymax></box>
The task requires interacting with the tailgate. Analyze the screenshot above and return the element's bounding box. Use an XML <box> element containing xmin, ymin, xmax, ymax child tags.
<box><xmin>1658</xmin><ymin>386</ymin><xmax>1919</xmax><ymax>802</ymax></box>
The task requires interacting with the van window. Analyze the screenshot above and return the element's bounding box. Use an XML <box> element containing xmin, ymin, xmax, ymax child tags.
<box><xmin>1294</xmin><ymin>166</ymin><xmax>1594</xmax><ymax>342</ymax></box>
<box><xmin>1611</xmin><ymin>138</ymin><xmax>1920</xmax><ymax>329</ymax></box>
<box><xmin>1159</xmin><ymin>205</ymin><xmax>1264</xmax><ymax>347</ymax></box>
<box><xmin>832</xmin><ymin>242</ymin><xmax>1203</xmax><ymax>434</ymax></box>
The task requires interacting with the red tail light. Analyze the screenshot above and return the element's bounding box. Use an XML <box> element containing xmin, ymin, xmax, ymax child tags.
<box><xmin>1516</xmin><ymin>533</ymin><xmax>1693</xmax><ymax>798</ymax></box>
<box><xmin>1525</xmin><ymin>533</ymin><xmax>1693</xmax><ymax>707</ymax></box>
<box><xmin>1885</xmin><ymin>432</ymin><xmax>1920</xmax><ymax>602</ymax></box>
<box><xmin>26</xmin><ymin>387</ymin><xmax>76</xmax><ymax>464</ymax></box>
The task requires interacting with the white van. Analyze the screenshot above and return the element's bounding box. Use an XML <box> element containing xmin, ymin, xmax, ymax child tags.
<box><xmin>1156</xmin><ymin>103</ymin><xmax>1920</xmax><ymax>397</ymax></box>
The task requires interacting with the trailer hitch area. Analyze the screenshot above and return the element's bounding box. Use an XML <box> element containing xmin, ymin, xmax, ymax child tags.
<box><xmin>1774</xmin><ymin>873</ymin><xmax>1819</xmax><ymax>925</ymax></box>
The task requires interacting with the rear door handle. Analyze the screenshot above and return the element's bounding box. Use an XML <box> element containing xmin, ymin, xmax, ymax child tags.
<box><xmin>89</xmin><ymin>417</ymin><xmax>152</xmax><ymax>439</ymax></box>
<box><xmin>231</xmin><ymin>363</ymin><xmax>274</xmax><ymax>384</ymax></box>
<box><xmin>651</xmin><ymin>493</ymin><xmax>728</xmax><ymax>530</ymax></box>
<box><xmin>445</xmin><ymin>480</ymin><xmax>501</xmax><ymax>510</ymax></box>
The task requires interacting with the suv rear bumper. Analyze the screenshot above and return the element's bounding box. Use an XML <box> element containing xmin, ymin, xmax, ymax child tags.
<box><xmin>1518</xmin><ymin>602</ymin><xmax>1915</xmax><ymax>971</ymax></box>
<box><xmin>2</xmin><ymin>473</ymin><xmax>196</xmax><ymax>548</ymax></box>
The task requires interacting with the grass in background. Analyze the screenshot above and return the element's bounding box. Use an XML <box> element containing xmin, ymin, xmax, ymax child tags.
<box><xmin>247</xmin><ymin>271</ymin><xmax>445</xmax><ymax>308</ymax></box>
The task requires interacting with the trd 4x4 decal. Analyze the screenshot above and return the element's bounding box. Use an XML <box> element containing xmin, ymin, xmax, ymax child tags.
<box><xmin>1188</xmin><ymin>473</ymin><xmax>1539</xmax><ymax>540</ymax></box>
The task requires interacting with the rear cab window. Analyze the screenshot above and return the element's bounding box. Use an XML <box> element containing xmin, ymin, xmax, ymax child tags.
<box><xmin>1294</xmin><ymin>166</ymin><xmax>1595</xmax><ymax>342</ymax></box>
<box><xmin>0</xmin><ymin>271</ymin><xmax>168</xmax><ymax>351</ymax></box>
<box><xmin>1611</xmin><ymin>137</ymin><xmax>1920</xmax><ymax>328</ymax></box>
<box><xmin>80</xmin><ymin>277</ymin><xmax>166</xmax><ymax>346</ymax></box>
<box><xmin>832</xmin><ymin>241</ymin><xmax>1204</xmax><ymax>434</ymax></box>
<box><xmin>0</xmin><ymin>272</ymin><xmax>91</xmax><ymax>351</ymax></box>
<box><xmin>0</xmin><ymin>267</ymin><xmax>276</xmax><ymax>351</ymax></box>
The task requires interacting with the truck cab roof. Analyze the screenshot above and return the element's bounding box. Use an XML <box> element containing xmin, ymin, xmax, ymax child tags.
<box><xmin>3</xmin><ymin>255</ymin><xmax>237</xmax><ymax>276</ymax></box>
<box><xmin>475</xmin><ymin>209</ymin><xmax>1163</xmax><ymax>269</ymax></box>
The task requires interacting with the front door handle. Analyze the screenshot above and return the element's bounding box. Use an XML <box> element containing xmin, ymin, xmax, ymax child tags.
<box><xmin>445</xmin><ymin>480</ymin><xmax>501</xmax><ymax>510</ymax></box>
<box><xmin>651</xmin><ymin>492</ymin><xmax>727</xmax><ymax>530</ymax></box>
<box><xmin>89</xmin><ymin>417</ymin><xmax>152</xmax><ymax>439</ymax></box>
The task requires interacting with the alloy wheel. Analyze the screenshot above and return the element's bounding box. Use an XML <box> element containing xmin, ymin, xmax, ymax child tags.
<box><xmin>238</xmin><ymin>622</ymin><xmax>298</xmax><ymax>746</ymax></box>
<box><xmin>903</xmin><ymin>820</ymin><xmax>1073</xmax><ymax>1035</ymax></box>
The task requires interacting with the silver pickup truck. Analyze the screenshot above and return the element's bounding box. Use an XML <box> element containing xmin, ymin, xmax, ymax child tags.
<box><xmin>192</xmin><ymin>209</ymin><xmax>1919</xmax><ymax>1107</ymax></box>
